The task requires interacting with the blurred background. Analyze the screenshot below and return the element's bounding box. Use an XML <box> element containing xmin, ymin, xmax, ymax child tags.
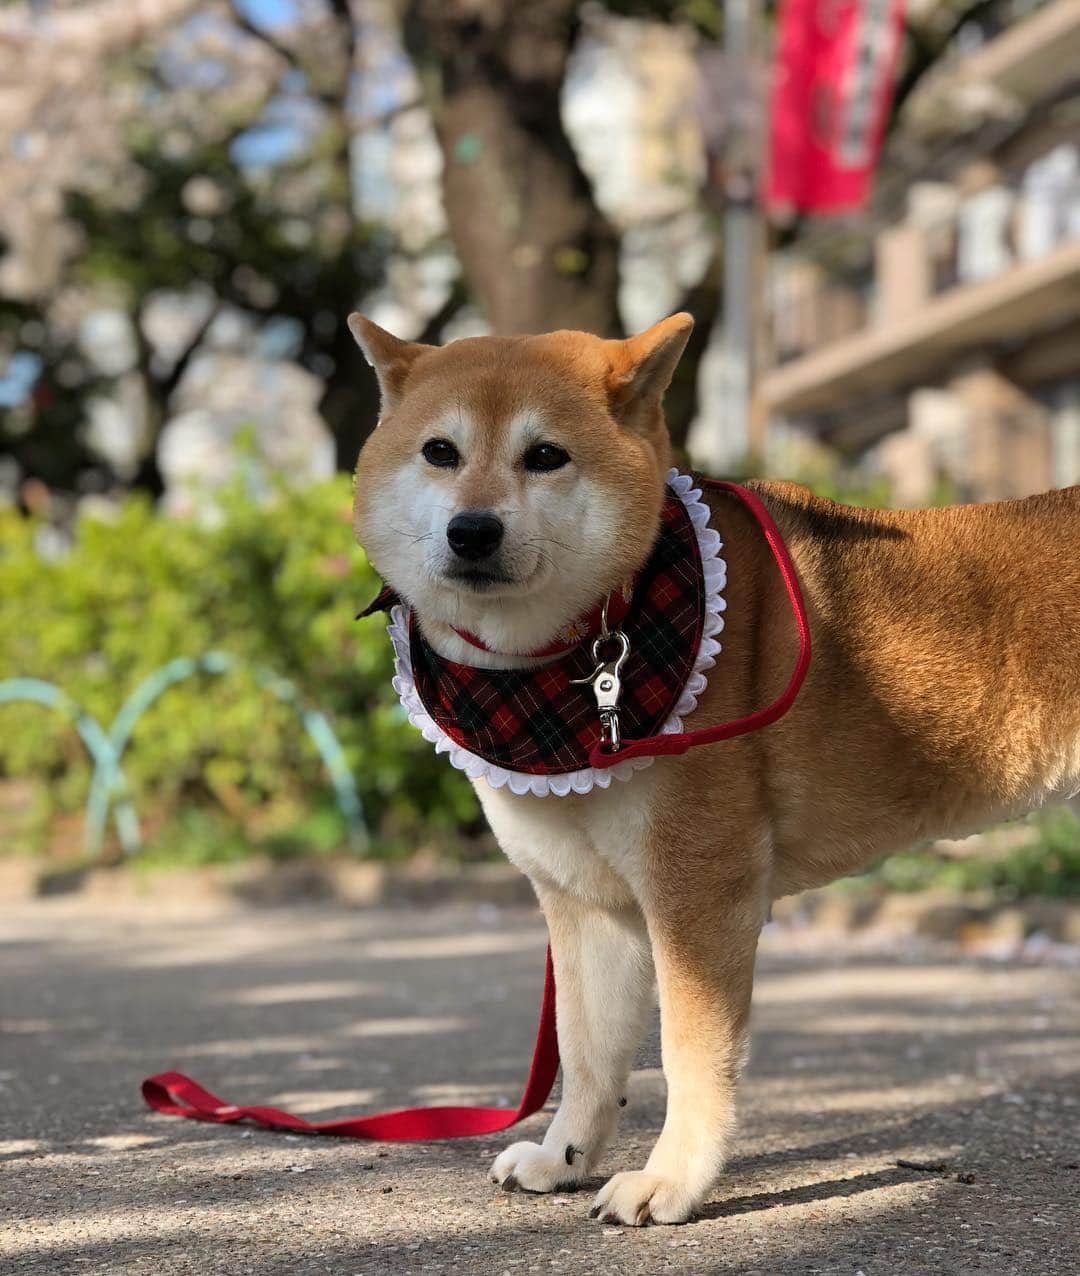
<box><xmin>1</xmin><ymin>0</ymin><xmax>1078</xmax><ymax>902</ymax></box>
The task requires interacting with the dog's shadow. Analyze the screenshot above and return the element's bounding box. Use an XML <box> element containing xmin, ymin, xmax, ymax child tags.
<box><xmin>696</xmin><ymin>1164</ymin><xmax>913</xmax><ymax>1220</ymax></box>
<box><xmin>565</xmin><ymin>1163</ymin><xmax>916</xmax><ymax>1221</ymax></box>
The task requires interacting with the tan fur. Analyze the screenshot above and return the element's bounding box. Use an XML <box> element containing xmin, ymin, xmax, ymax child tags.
<box><xmin>350</xmin><ymin>313</ymin><xmax>1080</xmax><ymax>1226</ymax></box>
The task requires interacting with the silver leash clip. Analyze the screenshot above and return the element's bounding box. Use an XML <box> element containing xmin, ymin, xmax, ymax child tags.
<box><xmin>571</xmin><ymin>597</ymin><xmax>630</xmax><ymax>753</ymax></box>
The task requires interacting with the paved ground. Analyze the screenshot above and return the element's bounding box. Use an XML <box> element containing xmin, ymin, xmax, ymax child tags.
<box><xmin>2</xmin><ymin>896</ymin><xmax>1078</xmax><ymax>1276</ymax></box>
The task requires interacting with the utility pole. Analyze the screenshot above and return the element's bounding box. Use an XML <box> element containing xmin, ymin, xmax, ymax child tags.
<box><xmin>720</xmin><ymin>0</ymin><xmax>766</xmax><ymax>468</ymax></box>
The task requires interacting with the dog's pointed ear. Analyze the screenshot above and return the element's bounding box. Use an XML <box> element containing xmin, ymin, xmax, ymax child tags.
<box><xmin>605</xmin><ymin>313</ymin><xmax>694</xmax><ymax>424</ymax></box>
<box><xmin>347</xmin><ymin>314</ymin><xmax>432</xmax><ymax>413</ymax></box>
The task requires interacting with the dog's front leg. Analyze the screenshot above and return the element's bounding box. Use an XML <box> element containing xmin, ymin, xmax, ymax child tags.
<box><xmin>491</xmin><ymin>884</ymin><xmax>654</xmax><ymax>1193</ymax></box>
<box><xmin>590</xmin><ymin>887</ymin><xmax>763</xmax><ymax>1225</ymax></box>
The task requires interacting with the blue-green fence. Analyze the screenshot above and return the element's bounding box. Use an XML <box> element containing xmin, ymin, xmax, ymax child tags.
<box><xmin>0</xmin><ymin>653</ymin><xmax>367</xmax><ymax>857</ymax></box>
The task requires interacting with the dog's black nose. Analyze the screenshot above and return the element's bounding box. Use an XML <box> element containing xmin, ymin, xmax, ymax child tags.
<box><xmin>447</xmin><ymin>511</ymin><xmax>504</xmax><ymax>561</ymax></box>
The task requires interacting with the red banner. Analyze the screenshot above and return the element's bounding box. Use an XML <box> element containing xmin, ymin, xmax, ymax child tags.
<box><xmin>765</xmin><ymin>0</ymin><xmax>906</xmax><ymax>214</ymax></box>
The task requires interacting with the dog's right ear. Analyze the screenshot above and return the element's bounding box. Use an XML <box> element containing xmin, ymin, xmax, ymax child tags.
<box><xmin>347</xmin><ymin>314</ymin><xmax>432</xmax><ymax>414</ymax></box>
<box><xmin>603</xmin><ymin>313</ymin><xmax>694</xmax><ymax>435</ymax></box>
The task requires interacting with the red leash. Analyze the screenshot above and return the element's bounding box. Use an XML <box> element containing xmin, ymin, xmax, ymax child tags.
<box><xmin>143</xmin><ymin>949</ymin><xmax>558</xmax><ymax>1140</ymax></box>
<box><xmin>589</xmin><ymin>480</ymin><xmax>812</xmax><ymax>768</ymax></box>
<box><xmin>141</xmin><ymin>481</ymin><xmax>810</xmax><ymax>1142</ymax></box>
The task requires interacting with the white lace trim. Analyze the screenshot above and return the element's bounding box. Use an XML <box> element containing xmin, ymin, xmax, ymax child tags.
<box><xmin>386</xmin><ymin>468</ymin><xmax>726</xmax><ymax>797</ymax></box>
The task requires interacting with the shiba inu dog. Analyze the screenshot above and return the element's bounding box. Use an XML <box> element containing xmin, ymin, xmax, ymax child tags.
<box><xmin>347</xmin><ymin>311</ymin><xmax>1080</xmax><ymax>1225</ymax></box>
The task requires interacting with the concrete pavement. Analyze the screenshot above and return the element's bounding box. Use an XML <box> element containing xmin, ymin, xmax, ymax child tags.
<box><xmin>2</xmin><ymin>896</ymin><xmax>1078</xmax><ymax>1275</ymax></box>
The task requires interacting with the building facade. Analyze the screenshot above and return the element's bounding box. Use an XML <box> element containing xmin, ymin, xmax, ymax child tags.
<box><xmin>761</xmin><ymin>0</ymin><xmax>1080</xmax><ymax>503</ymax></box>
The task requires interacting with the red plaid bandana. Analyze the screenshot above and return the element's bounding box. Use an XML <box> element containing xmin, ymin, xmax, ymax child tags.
<box><xmin>367</xmin><ymin>481</ymin><xmax>710</xmax><ymax>778</ymax></box>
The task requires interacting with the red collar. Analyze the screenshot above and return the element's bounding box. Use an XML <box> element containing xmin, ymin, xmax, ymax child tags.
<box><xmin>448</xmin><ymin>585</ymin><xmax>634</xmax><ymax>659</ymax></box>
<box><xmin>357</xmin><ymin>578</ymin><xmax>635</xmax><ymax>661</ymax></box>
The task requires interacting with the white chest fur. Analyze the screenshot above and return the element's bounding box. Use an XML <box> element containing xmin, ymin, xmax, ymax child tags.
<box><xmin>475</xmin><ymin>769</ymin><xmax>659</xmax><ymax>910</ymax></box>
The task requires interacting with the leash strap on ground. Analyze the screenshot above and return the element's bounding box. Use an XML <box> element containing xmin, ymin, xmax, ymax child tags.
<box><xmin>141</xmin><ymin>946</ymin><xmax>559</xmax><ymax>1140</ymax></box>
<box><xmin>589</xmin><ymin>479</ymin><xmax>812</xmax><ymax>768</ymax></box>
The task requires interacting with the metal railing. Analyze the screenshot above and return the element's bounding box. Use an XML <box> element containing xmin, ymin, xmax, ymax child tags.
<box><xmin>769</xmin><ymin>173</ymin><xmax>1080</xmax><ymax>366</ymax></box>
<box><xmin>0</xmin><ymin>653</ymin><xmax>367</xmax><ymax>858</ymax></box>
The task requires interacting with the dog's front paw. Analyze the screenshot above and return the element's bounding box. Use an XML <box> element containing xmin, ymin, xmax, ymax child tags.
<box><xmin>489</xmin><ymin>1140</ymin><xmax>586</xmax><ymax>1194</ymax></box>
<box><xmin>589</xmin><ymin>1171</ymin><xmax>695</xmax><ymax>1226</ymax></box>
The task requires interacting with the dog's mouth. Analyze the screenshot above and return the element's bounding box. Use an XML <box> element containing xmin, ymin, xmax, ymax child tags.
<box><xmin>440</xmin><ymin>556</ymin><xmax>550</xmax><ymax>596</ymax></box>
<box><xmin>445</xmin><ymin>567</ymin><xmax>518</xmax><ymax>591</ymax></box>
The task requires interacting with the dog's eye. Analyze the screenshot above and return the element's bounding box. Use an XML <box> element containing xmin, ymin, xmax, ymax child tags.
<box><xmin>523</xmin><ymin>443</ymin><xmax>571</xmax><ymax>473</ymax></box>
<box><xmin>421</xmin><ymin>439</ymin><xmax>459</xmax><ymax>469</ymax></box>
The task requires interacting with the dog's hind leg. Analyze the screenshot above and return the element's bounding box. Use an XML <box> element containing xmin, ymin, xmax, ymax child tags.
<box><xmin>490</xmin><ymin>885</ymin><xmax>654</xmax><ymax>1194</ymax></box>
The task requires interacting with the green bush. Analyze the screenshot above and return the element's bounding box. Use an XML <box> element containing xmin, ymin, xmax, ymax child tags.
<box><xmin>0</xmin><ymin>477</ymin><xmax>479</xmax><ymax>859</ymax></box>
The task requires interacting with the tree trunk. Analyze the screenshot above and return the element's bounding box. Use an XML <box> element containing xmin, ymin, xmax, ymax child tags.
<box><xmin>402</xmin><ymin>0</ymin><xmax>623</xmax><ymax>337</ymax></box>
<box><xmin>664</xmin><ymin>247</ymin><xmax>722</xmax><ymax>452</ymax></box>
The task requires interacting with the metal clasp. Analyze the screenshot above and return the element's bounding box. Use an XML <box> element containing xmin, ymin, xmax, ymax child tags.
<box><xmin>571</xmin><ymin>600</ymin><xmax>630</xmax><ymax>752</ymax></box>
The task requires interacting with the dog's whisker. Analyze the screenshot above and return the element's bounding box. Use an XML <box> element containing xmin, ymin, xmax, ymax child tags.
<box><xmin>386</xmin><ymin>525</ymin><xmax>433</xmax><ymax>546</ymax></box>
<box><xmin>527</xmin><ymin>535</ymin><xmax>577</xmax><ymax>554</ymax></box>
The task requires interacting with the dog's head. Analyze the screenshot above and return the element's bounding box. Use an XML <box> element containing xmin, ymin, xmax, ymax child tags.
<box><xmin>349</xmin><ymin>314</ymin><xmax>693</xmax><ymax>654</ymax></box>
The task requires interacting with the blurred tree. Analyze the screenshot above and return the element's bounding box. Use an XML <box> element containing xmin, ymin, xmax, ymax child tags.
<box><xmin>0</xmin><ymin>291</ymin><xmax>107</xmax><ymax>492</ymax></box>
<box><xmin>66</xmin><ymin>139</ymin><xmax>386</xmax><ymax>488</ymax></box>
<box><xmin>400</xmin><ymin>0</ymin><xmax>624</xmax><ymax>337</ymax></box>
<box><xmin>0</xmin><ymin>0</ymin><xmax>1013</xmax><ymax>495</ymax></box>
<box><xmin>0</xmin><ymin>0</ymin><xmax>391</xmax><ymax>491</ymax></box>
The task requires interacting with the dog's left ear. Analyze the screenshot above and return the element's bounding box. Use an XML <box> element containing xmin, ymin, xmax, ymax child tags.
<box><xmin>347</xmin><ymin>314</ymin><xmax>433</xmax><ymax>413</ymax></box>
<box><xmin>605</xmin><ymin>313</ymin><xmax>694</xmax><ymax>425</ymax></box>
